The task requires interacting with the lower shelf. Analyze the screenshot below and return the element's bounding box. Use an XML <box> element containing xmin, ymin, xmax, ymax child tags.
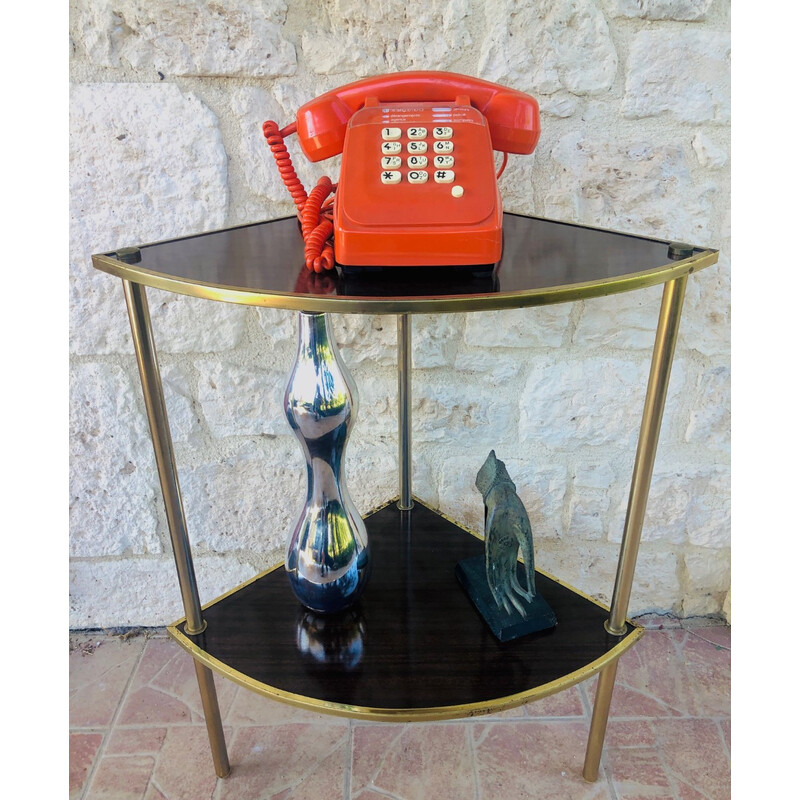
<box><xmin>168</xmin><ymin>498</ymin><xmax>642</xmax><ymax>721</ymax></box>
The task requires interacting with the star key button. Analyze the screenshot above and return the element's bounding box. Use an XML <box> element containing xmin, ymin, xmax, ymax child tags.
<box><xmin>380</xmin><ymin>170</ymin><xmax>401</xmax><ymax>184</ymax></box>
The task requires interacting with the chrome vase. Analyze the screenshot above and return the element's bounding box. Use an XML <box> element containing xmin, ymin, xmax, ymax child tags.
<box><xmin>284</xmin><ymin>312</ymin><xmax>371</xmax><ymax>613</ymax></box>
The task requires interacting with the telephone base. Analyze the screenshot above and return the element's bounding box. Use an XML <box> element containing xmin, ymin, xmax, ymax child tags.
<box><xmin>338</xmin><ymin>263</ymin><xmax>496</xmax><ymax>277</ymax></box>
<box><xmin>337</xmin><ymin>263</ymin><xmax>498</xmax><ymax>297</ymax></box>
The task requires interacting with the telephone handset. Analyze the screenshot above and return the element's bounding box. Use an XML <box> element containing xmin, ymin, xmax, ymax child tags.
<box><xmin>262</xmin><ymin>71</ymin><xmax>540</xmax><ymax>272</ymax></box>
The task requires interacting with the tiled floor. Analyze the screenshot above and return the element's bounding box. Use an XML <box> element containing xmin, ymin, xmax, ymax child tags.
<box><xmin>69</xmin><ymin>616</ymin><xmax>730</xmax><ymax>800</ymax></box>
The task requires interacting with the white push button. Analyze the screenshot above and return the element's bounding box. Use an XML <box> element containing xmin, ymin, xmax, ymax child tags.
<box><xmin>381</xmin><ymin>170</ymin><xmax>401</xmax><ymax>184</ymax></box>
<box><xmin>381</xmin><ymin>156</ymin><xmax>402</xmax><ymax>168</ymax></box>
<box><xmin>434</xmin><ymin>169</ymin><xmax>455</xmax><ymax>183</ymax></box>
<box><xmin>408</xmin><ymin>170</ymin><xmax>428</xmax><ymax>184</ymax></box>
<box><xmin>407</xmin><ymin>141</ymin><xmax>428</xmax><ymax>153</ymax></box>
<box><xmin>382</xmin><ymin>127</ymin><xmax>402</xmax><ymax>140</ymax></box>
<box><xmin>451</xmin><ymin>185</ymin><xmax>464</xmax><ymax>198</ymax></box>
<box><xmin>433</xmin><ymin>155</ymin><xmax>454</xmax><ymax>168</ymax></box>
<box><xmin>407</xmin><ymin>155</ymin><xmax>428</xmax><ymax>168</ymax></box>
<box><xmin>381</xmin><ymin>141</ymin><xmax>402</xmax><ymax>154</ymax></box>
<box><xmin>407</xmin><ymin>126</ymin><xmax>427</xmax><ymax>140</ymax></box>
<box><xmin>433</xmin><ymin>126</ymin><xmax>453</xmax><ymax>139</ymax></box>
<box><xmin>433</xmin><ymin>140</ymin><xmax>453</xmax><ymax>153</ymax></box>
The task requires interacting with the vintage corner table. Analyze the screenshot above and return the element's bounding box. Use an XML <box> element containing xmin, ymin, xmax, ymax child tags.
<box><xmin>91</xmin><ymin>212</ymin><xmax>719</xmax><ymax>782</ymax></box>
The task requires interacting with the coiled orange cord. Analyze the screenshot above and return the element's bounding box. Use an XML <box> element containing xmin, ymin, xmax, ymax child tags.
<box><xmin>262</xmin><ymin>120</ymin><xmax>337</xmax><ymax>272</ymax></box>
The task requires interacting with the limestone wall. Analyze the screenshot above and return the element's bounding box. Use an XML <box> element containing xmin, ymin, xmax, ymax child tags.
<box><xmin>69</xmin><ymin>0</ymin><xmax>731</xmax><ymax>628</ymax></box>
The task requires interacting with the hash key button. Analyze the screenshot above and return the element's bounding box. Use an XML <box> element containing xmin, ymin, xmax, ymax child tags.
<box><xmin>433</xmin><ymin>169</ymin><xmax>455</xmax><ymax>183</ymax></box>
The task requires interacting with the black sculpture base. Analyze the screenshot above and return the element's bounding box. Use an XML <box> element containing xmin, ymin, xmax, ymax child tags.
<box><xmin>456</xmin><ymin>556</ymin><xmax>557</xmax><ymax>643</ymax></box>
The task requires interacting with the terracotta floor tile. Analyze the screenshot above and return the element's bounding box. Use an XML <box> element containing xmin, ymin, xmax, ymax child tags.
<box><xmin>474</xmin><ymin>720</ymin><xmax>613</xmax><ymax>799</ymax></box>
<box><xmin>106</xmin><ymin>727</ymin><xmax>168</xmax><ymax>755</ymax></box>
<box><xmin>85</xmin><ymin>755</ymin><xmax>155</xmax><ymax>799</ymax></box>
<box><xmin>677</xmin><ymin>633</ymin><xmax>730</xmax><ymax>717</ymax></box>
<box><xmin>655</xmin><ymin>719</ymin><xmax>730</xmax><ymax>800</ymax></box>
<box><xmin>351</xmin><ymin>723</ymin><xmax>403</xmax><ymax>791</ymax></box>
<box><xmin>119</xmin><ymin>639</ymin><xmax>235</xmax><ymax>726</ymax></box>
<box><xmin>524</xmin><ymin>685</ymin><xmax>586</xmax><ymax>717</ymax></box>
<box><xmin>604</xmin><ymin>748</ymin><xmax>673</xmax><ymax>799</ymax></box>
<box><xmin>353</xmin><ymin>723</ymin><xmax>475</xmax><ymax>800</ymax></box>
<box><xmin>225</xmin><ymin>684</ymin><xmax>349</xmax><ymax>727</ymax></box>
<box><xmin>150</xmin><ymin>726</ymin><xmax>223</xmax><ymax>800</ymax></box>
<box><xmin>605</xmin><ymin>719</ymin><xmax>658</xmax><ymax>749</ymax></box>
<box><xmin>613</xmin><ymin>630</ymin><xmax>728</xmax><ymax>718</ymax></box>
<box><xmin>70</xmin><ymin>732</ymin><xmax>103</xmax><ymax>799</ymax></box>
<box><xmin>70</xmin><ymin>635</ymin><xmax>146</xmax><ymax>728</ymax></box>
<box><xmin>215</xmin><ymin>724</ymin><xmax>348</xmax><ymax>799</ymax></box>
<box><xmin>687</xmin><ymin>624</ymin><xmax>730</xmax><ymax>650</ymax></box>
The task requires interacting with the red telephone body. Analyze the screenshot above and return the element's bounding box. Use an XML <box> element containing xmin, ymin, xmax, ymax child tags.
<box><xmin>266</xmin><ymin>72</ymin><xmax>540</xmax><ymax>270</ymax></box>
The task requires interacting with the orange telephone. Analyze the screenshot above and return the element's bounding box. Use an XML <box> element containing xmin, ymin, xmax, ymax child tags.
<box><xmin>262</xmin><ymin>71</ymin><xmax>540</xmax><ymax>272</ymax></box>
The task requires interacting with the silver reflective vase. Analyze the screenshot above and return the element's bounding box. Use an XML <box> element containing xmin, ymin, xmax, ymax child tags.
<box><xmin>284</xmin><ymin>312</ymin><xmax>371</xmax><ymax>614</ymax></box>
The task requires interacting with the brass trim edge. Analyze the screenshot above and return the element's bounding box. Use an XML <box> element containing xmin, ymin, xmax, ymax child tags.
<box><xmin>166</xmin><ymin>496</ymin><xmax>643</xmax><ymax>723</ymax></box>
<box><xmin>91</xmin><ymin>249</ymin><xmax>718</xmax><ymax>316</ymax></box>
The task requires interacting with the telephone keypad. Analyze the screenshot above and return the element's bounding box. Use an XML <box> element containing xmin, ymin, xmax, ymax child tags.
<box><xmin>378</xmin><ymin>124</ymin><xmax>459</xmax><ymax>186</ymax></box>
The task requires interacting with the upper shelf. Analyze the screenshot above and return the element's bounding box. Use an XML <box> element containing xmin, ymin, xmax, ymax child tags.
<box><xmin>92</xmin><ymin>212</ymin><xmax>718</xmax><ymax>314</ymax></box>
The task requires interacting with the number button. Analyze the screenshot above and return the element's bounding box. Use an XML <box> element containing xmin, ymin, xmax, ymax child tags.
<box><xmin>381</xmin><ymin>141</ymin><xmax>402</xmax><ymax>154</ymax></box>
<box><xmin>407</xmin><ymin>141</ymin><xmax>428</xmax><ymax>153</ymax></box>
<box><xmin>433</xmin><ymin>155</ymin><xmax>454</xmax><ymax>168</ymax></box>
<box><xmin>407</xmin><ymin>155</ymin><xmax>428</xmax><ymax>168</ymax></box>
<box><xmin>407</xmin><ymin>127</ymin><xmax>427</xmax><ymax>140</ymax></box>
<box><xmin>433</xmin><ymin>170</ymin><xmax>455</xmax><ymax>183</ymax></box>
<box><xmin>433</xmin><ymin>126</ymin><xmax>453</xmax><ymax>139</ymax></box>
<box><xmin>408</xmin><ymin>170</ymin><xmax>429</xmax><ymax>184</ymax></box>
<box><xmin>381</xmin><ymin>156</ymin><xmax>402</xmax><ymax>168</ymax></box>
<box><xmin>381</xmin><ymin>170</ymin><xmax>402</xmax><ymax>184</ymax></box>
<box><xmin>433</xmin><ymin>140</ymin><xmax>453</xmax><ymax>153</ymax></box>
<box><xmin>381</xmin><ymin>127</ymin><xmax>401</xmax><ymax>140</ymax></box>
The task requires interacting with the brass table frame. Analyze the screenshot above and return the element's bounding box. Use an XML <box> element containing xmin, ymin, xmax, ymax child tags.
<box><xmin>94</xmin><ymin>217</ymin><xmax>718</xmax><ymax>783</ymax></box>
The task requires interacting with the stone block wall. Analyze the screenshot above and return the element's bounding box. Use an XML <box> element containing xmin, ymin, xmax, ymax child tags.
<box><xmin>69</xmin><ymin>0</ymin><xmax>731</xmax><ymax>628</ymax></box>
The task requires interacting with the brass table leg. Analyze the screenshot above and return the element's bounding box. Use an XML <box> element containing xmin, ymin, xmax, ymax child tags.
<box><xmin>122</xmin><ymin>279</ymin><xmax>231</xmax><ymax>779</ymax></box>
<box><xmin>397</xmin><ymin>314</ymin><xmax>413</xmax><ymax>511</ymax></box>
<box><xmin>582</xmin><ymin>275</ymin><xmax>688</xmax><ymax>782</ymax></box>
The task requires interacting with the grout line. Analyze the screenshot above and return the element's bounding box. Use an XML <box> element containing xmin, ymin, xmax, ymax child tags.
<box><xmin>467</xmin><ymin>724</ymin><xmax>482</xmax><ymax>800</ymax></box>
<box><xmin>344</xmin><ymin>720</ymin><xmax>353</xmax><ymax>800</ymax></box>
<box><xmin>683</xmin><ymin>624</ymin><xmax>731</xmax><ymax>652</ymax></box>
<box><xmin>360</xmin><ymin>786</ymin><xmax>403</xmax><ymax>800</ymax></box>
<box><xmin>77</xmin><ymin>638</ymin><xmax>150</xmax><ymax>800</ymax></box>
<box><xmin>714</xmin><ymin>717</ymin><xmax>731</xmax><ymax>762</ymax></box>
<box><xmin>472</xmin><ymin>721</ymin><xmax>492</xmax><ymax>749</ymax></box>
